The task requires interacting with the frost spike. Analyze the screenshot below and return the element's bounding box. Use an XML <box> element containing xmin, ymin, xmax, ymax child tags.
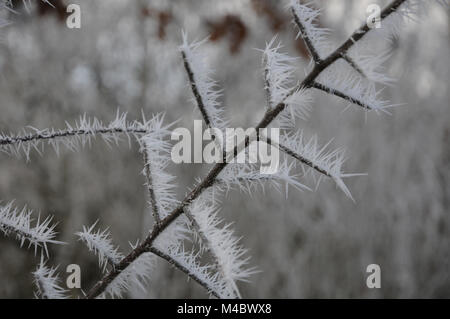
<box><xmin>149</xmin><ymin>246</ymin><xmax>223</xmax><ymax>299</ymax></box>
<box><xmin>33</xmin><ymin>257</ymin><xmax>67</xmax><ymax>299</ymax></box>
<box><xmin>310</xmin><ymin>81</ymin><xmax>374</xmax><ymax>111</ymax></box>
<box><xmin>0</xmin><ymin>202</ymin><xmax>64</xmax><ymax>255</ymax></box>
<box><xmin>216</xmin><ymin>160</ymin><xmax>310</xmax><ymax>196</ymax></box>
<box><xmin>273</xmin><ymin>132</ymin><xmax>365</xmax><ymax>200</ymax></box>
<box><xmin>100</xmin><ymin>251</ymin><xmax>155</xmax><ymax>299</ymax></box>
<box><xmin>186</xmin><ymin>191</ymin><xmax>258</xmax><ymax>298</ymax></box>
<box><xmin>260</xmin><ymin>37</ymin><xmax>313</xmax><ymax>128</ymax></box>
<box><xmin>290</xmin><ymin>5</ymin><xmax>322</xmax><ymax>63</ymax></box>
<box><xmin>180</xmin><ymin>31</ymin><xmax>229</xmax><ymax>131</ymax></box>
<box><xmin>76</xmin><ymin>221</ymin><xmax>124</xmax><ymax>272</ymax></box>
<box><xmin>290</xmin><ymin>0</ymin><xmax>331</xmax><ymax>60</ymax></box>
<box><xmin>140</xmin><ymin>118</ymin><xmax>179</xmax><ymax>219</ymax></box>
<box><xmin>0</xmin><ymin>111</ymin><xmax>162</xmax><ymax>160</ymax></box>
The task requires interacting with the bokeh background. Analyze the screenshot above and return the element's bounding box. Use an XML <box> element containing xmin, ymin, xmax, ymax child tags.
<box><xmin>0</xmin><ymin>0</ymin><xmax>449</xmax><ymax>298</ymax></box>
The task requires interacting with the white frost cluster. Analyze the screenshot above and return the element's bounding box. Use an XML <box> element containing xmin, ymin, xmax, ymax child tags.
<box><xmin>316</xmin><ymin>60</ymin><xmax>393</xmax><ymax>113</ymax></box>
<box><xmin>279</xmin><ymin>88</ymin><xmax>313</xmax><ymax>129</ymax></box>
<box><xmin>162</xmin><ymin>245</ymin><xmax>236</xmax><ymax>299</ymax></box>
<box><xmin>346</xmin><ymin>49</ymin><xmax>395</xmax><ymax>86</ymax></box>
<box><xmin>187</xmin><ymin>191</ymin><xmax>257</xmax><ymax>298</ymax></box>
<box><xmin>100</xmin><ymin>249</ymin><xmax>155</xmax><ymax>299</ymax></box>
<box><xmin>141</xmin><ymin>121</ymin><xmax>179</xmax><ymax>219</ymax></box>
<box><xmin>33</xmin><ymin>258</ymin><xmax>67</xmax><ymax>299</ymax></box>
<box><xmin>76</xmin><ymin>221</ymin><xmax>124</xmax><ymax>272</ymax></box>
<box><xmin>0</xmin><ymin>202</ymin><xmax>63</xmax><ymax>255</ymax></box>
<box><xmin>0</xmin><ymin>111</ymin><xmax>165</xmax><ymax>160</ymax></box>
<box><xmin>261</xmin><ymin>37</ymin><xmax>313</xmax><ymax>128</ymax></box>
<box><xmin>261</xmin><ymin>37</ymin><xmax>297</xmax><ymax>108</ymax></box>
<box><xmin>153</xmin><ymin>215</ymin><xmax>190</xmax><ymax>251</ymax></box>
<box><xmin>280</xmin><ymin>131</ymin><xmax>364</xmax><ymax>201</ymax></box>
<box><xmin>217</xmin><ymin>160</ymin><xmax>310</xmax><ymax>196</ymax></box>
<box><xmin>180</xmin><ymin>32</ymin><xmax>229</xmax><ymax>130</ymax></box>
<box><xmin>290</xmin><ymin>0</ymin><xmax>331</xmax><ymax>60</ymax></box>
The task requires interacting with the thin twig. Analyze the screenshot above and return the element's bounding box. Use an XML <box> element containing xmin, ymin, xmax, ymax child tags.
<box><xmin>181</xmin><ymin>50</ymin><xmax>213</xmax><ymax>128</ymax></box>
<box><xmin>148</xmin><ymin>246</ymin><xmax>221</xmax><ymax>299</ymax></box>
<box><xmin>181</xmin><ymin>49</ymin><xmax>222</xmax><ymax>150</ymax></box>
<box><xmin>309</xmin><ymin>81</ymin><xmax>373</xmax><ymax>110</ymax></box>
<box><xmin>263</xmin><ymin>56</ymin><xmax>273</xmax><ymax>109</ymax></box>
<box><xmin>142</xmin><ymin>150</ymin><xmax>161</xmax><ymax>226</ymax></box>
<box><xmin>181</xmin><ymin>44</ymin><xmax>228</xmax><ymax>275</ymax></box>
<box><xmin>183</xmin><ymin>208</ymin><xmax>217</xmax><ymax>261</ymax></box>
<box><xmin>342</xmin><ymin>54</ymin><xmax>367</xmax><ymax>78</ymax></box>
<box><xmin>182</xmin><ymin>207</ymin><xmax>240</xmax><ymax>297</ymax></box>
<box><xmin>265</xmin><ymin>137</ymin><xmax>331</xmax><ymax>177</ymax></box>
<box><xmin>0</xmin><ymin>127</ymin><xmax>148</xmax><ymax>147</ymax></box>
<box><xmin>291</xmin><ymin>7</ymin><xmax>322</xmax><ymax>63</ymax></box>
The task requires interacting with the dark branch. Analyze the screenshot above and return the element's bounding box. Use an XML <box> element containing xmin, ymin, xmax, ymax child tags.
<box><xmin>181</xmin><ymin>50</ymin><xmax>213</xmax><ymax>128</ymax></box>
<box><xmin>265</xmin><ymin>137</ymin><xmax>331</xmax><ymax>177</ymax></box>
<box><xmin>263</xmin><ymin>61</ymin><xmax>273</xmax><ymax>109</ymax></box>
<box><xmin>142</xmin><ymin>150</ymin><xmax>161</xmax><ymax>226</ymax></box>
<box><xmin>309</xmin><ymin>81</ymin><xmax>373</xmax><ymax>110</ymax></box>
<box><xmin>149</xmin><ymin>246</ymin><xmax>221</xmax><ymax>299</ymax></box>
<box><xmin>317</xmin><ymin>0</ymin><xmax>407</xmax><ymax>69</ymax></box>
<box><xmin>342</xmin><ymin>54</ymin><xmax>366</xmax><ymax>78</ymax></box>
<box><xmin>0</xmin><ymin>127</ymin><xmax>148</xmax><ymax>147</ymax></box>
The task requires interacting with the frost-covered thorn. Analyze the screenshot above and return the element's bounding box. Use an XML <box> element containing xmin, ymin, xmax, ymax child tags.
<box><xmin>181</xmin><ymin>49</ymin><xmax>212</xmax><ymax>128</ymax></box>
<box><xmin>342</xmin><ymin>54</ymin><xmax>367</xmax><ymax>78</ymax></box>
<box><xmin>33</xmin><ymin>257</ymin><xmax>67</xmax><ymax>299</ymax></box>
<box><xmin>290</xmin><ymin>0</ymin><xmax>331</xmax><ymax>61</ymax></box>
<box><xmin>274</xmin><ymin>132</ymin><xmax>365</xmax><ymax>200</ymax></box>
<box><xmin>216</xmin><ymin>160</ymin><xmax>310</xmax><ymax>196</ymax></box>
<box><xmin>100</xmin><ymin>250</ymin><xmax>155</xmax><ymax>299</ymax></box>
<box><xmin>290</xmin><ymin>6</ymin><xmax>322</xmax><ymax>63</ymax></box>
<box><xmin>269</xmin><ymin>138</ymin><xmax>332</xmax><ymax>177</ymax></box>
<box><xmin>142</xmin><ymin>150</ymin><xmax>161</xmax><ymax>226</ymax></box>
<box><xmin>309</xmin><ymin>81</ymin><xmax>374</xmax><ymax>111</ymax></box>
<box><xmin>0</xmin><ymin>111</ymin><xmax>155</xmax><ymax>159</ymax></box>
<box><xmin>180</xmin><ymin>31</ymin><xmax>229</xmax><ymax>131</ymax></box>
<box><xmin>260</xmin><ymin>37</ymin><xmax>312</xmax><ymax>127</ymax></box>
<box><xmin>76</xmin><ymin>221</ymin><xmax>124</xmax><ymax>272</ymax></box>
<box><xmin>0</xmin><ymin>202</ymin><xmax>64</xmax><ymax>255</ymax></box>
<box><xmin>260</xmin><ymin>37</ymin><xmax>297</xmax><ymax>108</ymax></box>
<box><xmin>149</xmin><ymin>246</ymin><xmax>222</xmax><ymax>299</ymax></box>
<box><xmin>186</xmin><ymin>191</ymin><xmax>258</xmax><ymax>298</ymax></box>
<box><xmin>140</xmin><ymin>124</ymin><xmax>179</xmax><ymax>220</ymax></box>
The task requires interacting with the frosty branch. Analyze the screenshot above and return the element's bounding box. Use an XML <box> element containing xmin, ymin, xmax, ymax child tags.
<box><xmin>84</xmin><ymin>0</ymin><xmax>410</xmax><ymax>299</ymax></box>
<box><xmin>0</xmin><ymin>112</ymin><xmax>153</xmax><ymax>159</ymax></box>
<box><xmin>148</xmin><ymin>246</ymin><xmax>221</xmax><ymax>299</ymax></box>
<box><xmin>309</xmin><ymin>81</ymin><xmax>373</xmax><ymax>110</ymax></box>
<box><xmin>1</xmin><ymin>0</ymin><xmax>437</xmax><ymax>299</ymax></box>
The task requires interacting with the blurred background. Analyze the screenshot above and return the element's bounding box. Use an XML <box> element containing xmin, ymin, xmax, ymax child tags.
<box><xmin>0</xmin><ymin>0</ymin><xmax>449</xmax><ymax>298</ymax></box>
